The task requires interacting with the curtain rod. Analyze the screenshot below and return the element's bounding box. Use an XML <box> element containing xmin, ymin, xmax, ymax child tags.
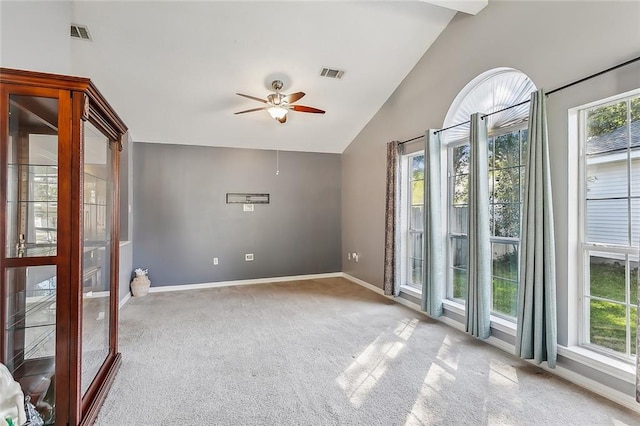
<box><xmin>400</xmin><ymin>55</ymin><xmax>640</xmax><ymax>143</ymax></box>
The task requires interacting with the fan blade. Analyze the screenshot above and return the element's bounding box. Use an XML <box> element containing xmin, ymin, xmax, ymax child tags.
<box><xmin>284</xmin><ymin>92</ymin><xmax>305</xmax><ymax>104</ymax></box>
<box><xmin>236</xmin><ymin>93</ymin><xmax>268</xmax><ymax>104</ymax></box>
<box><xmin>277</xmin><ymin>114</ymin><xmax>287</xmax><ymax>124</ymax></box>
<box><xmin>234</xmin><ymin>107</ymin><xmax>267</xmax><ymax>115</ymax></box>
<box><xmin>291</xmin><ymin>105</ymin><xmax>325</xmax><ymax>114</ymax></box>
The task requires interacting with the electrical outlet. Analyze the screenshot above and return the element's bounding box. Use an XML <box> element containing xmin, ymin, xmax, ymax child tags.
<box><xmin>245</xmin><ymin>253</ymin><xmax>254</xmax><ymax>261</ymax></box>
<box><xmin>213</xmin><ymin>257</ymin><xmax>219</xmax><ymax>265</ymax></box>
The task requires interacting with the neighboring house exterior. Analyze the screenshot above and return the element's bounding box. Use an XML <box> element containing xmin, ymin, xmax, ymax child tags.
<box><xmin>586</xmin><ymin>120</ymin><xmax>640</xmax><ymax>246</ymax></box>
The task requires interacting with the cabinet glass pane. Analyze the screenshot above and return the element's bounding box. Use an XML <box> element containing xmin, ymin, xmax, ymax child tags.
<box><xmin>6</xmin><ymin>95</ymin><xmax>58</xmax><ymax>258</ymax></box>
<box><xmin>81</xmin><ymin>122</ymin><xmax>112</xmax><ymax>396</ymax></box>
<box><xmin>4</xmin><ymin>265</ymin><xmax>57</xmax><ymax>425</ymax></box>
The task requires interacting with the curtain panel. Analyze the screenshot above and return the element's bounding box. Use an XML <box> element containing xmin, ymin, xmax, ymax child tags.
<box><xmin>422</xmin><ymin>130</ymin><xmax>444</xmax><ymax>317</ymax></box>
<box><xmin>466</xmin><ymin>113</ymin><xmax>492</xmax><ymax>339</ymax></box>
<box><xmin>384</xmin><ymin>141</ymin><xmax>401</xmax><ymax>296</ymax></box>
<box><xmin>515</xmin><ymin>89</ymin><xmax>558</xmax><ymax>368</ymax></box>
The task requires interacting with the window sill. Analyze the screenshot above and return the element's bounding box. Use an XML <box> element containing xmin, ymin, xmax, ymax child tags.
<box><xmin>399</xmin><ymin>285</ymin><xmax>422</xmax><ymax>299</ymax></box>
<box><xmin>558</xmin><ymin>345</ymin><xmax>635</xmax><ymax>384</ymax></box>
<box><xmin>442</xmin><ymin>299</ymin><xmax>516</xmax><ymax>336</ymax></box>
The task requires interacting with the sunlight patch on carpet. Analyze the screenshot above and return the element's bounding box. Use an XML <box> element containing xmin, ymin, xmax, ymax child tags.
<box><xmin>337</xmin><ymin>318</ymin><xmax>416</xmax><ymax>407</ymax></box>
<box><xmin>404</xmin><ymin>363</ymin><xmax>456</xmax><ymax>425</ymax></box>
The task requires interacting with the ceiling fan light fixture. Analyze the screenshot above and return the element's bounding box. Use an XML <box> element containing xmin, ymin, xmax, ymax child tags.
<box><xmin>267</xmin><ymin>106</ymin><xmax>287</xmax><ymax>121</ymax></box>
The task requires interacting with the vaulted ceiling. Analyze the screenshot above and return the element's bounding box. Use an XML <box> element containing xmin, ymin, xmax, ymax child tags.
<box><xmin>70</xmin><ymin>1</ymin><xmax>486</xmax><ymax>153</ymax></box>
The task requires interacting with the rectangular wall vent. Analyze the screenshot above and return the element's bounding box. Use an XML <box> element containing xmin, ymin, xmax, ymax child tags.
<box><xmin>320</xmin><ymin>68</ymin><xmax>344</xmax><ymax>79</ymax></box>
<box><xmin>70</xmin><ymin>24</ymin><xmax>92</xmax><ymax>41</ymax></box>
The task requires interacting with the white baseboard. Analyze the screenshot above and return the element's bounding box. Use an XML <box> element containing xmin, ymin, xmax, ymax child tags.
<box><xmin>538</xmin><ymin>361</ymin><xmax>640</xmax><ymax>414</ymax></box>
<box><xmin>340</xmin><ymin>272</ymin><xmax>640</xmax><ymax>415</ymax></box>
<box><xmin>118</xmin><ymin>292</ymin><xmax>131</xmax><ymax>310</ymax></box>
<box><xmin>148</xmin><ymin>272</ymin><xmax>343</xmax><ymax>293</ymax></box>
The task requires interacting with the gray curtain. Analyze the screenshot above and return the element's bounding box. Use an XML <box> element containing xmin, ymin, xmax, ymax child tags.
<box><xmin>515</xmin><ymin>89</ymin><xmax>557</xmax><ymax>368</ymax></box>
<box><xmin>422</xmin><ymin>130</ymin><xmax>444</xmax><ymax>317</ymax></box>
<box><xmin>384</xmin><ymin>141</ymin><xmax>401</xmax><ymax>296</ymax></box>
<box><xmin>466</xmin><ymin>113</ymin><xmax>491</xmax><ymax>339</ymax></box>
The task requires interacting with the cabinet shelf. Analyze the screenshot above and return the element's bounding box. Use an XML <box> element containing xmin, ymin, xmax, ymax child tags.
<box><xmin>5</xmin><ymin>292</ymin><xmax>56</xmax><ymax>330</ymax></box>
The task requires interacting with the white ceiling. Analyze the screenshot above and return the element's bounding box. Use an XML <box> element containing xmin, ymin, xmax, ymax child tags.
<box><xmin>71</xmin><ymin>1</ymin><xmax>485</xmax><ymax>153</ymax></box>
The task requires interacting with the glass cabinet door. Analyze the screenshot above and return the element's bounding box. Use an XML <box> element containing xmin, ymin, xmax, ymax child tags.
<box><xmin>80</xmin><ymin>121</ymin><xmax>113</xmax><ymax>397</ymax></box>
<box><xmin>6</xmin><ymin>95</ymin><xmax>59</xmax><ymax>258</ymax></box>
<box><xmin>3</xmin><ymin>94</ymin><xmax>60</xmax><ymax>425</ymax></box>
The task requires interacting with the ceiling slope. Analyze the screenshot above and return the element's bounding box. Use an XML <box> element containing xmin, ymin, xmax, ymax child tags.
<box><xmin>71</xmin><ymin>1</ymin><xmax>464</xmax><ymax>153</ymax></box>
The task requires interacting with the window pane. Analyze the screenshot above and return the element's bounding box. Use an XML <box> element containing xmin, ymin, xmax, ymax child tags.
<box><xmin>409</xmin><ymin>232</ymin><xmax>423</xmax><ymax>261</ymax></box>
<box><xmin>586</xmin><ymin>101</ymin><xmax>627</xmax><ymax>150</ymax></box>
<box><xmin>411</xmin><ymin>258</ymin><xmax>423</xmax><ymax>287</ymax></box>
<box><xmin>493</xmin><ymin>278</ymin><xmax>518</xmax><ymax>317</ymax></box>
<box><xmin>450</xmin><ymin>206</ymin><xmax>468</xmax><ymax>234</ymax></box>
<box><xmin>412</xmin><ymin>179</ymin><xmax>424</xmax><ymax>205</ymax></box>
<box><xmin>586</xmin><ymin>199</ymin><xmax>628</xmax><ymax>245</ymax></box>
<box><xmin>493</xmin><ymin>203</ymin><xmax>520</xmax><ymax>238</ymax></box>
<box><xmin>450</xmin><ymin>237</ymin><xmax>468</xmax><ymax>300</ymax></box>
<box><xmin>488</xmin><ymin>170</ymin><xmax>494</xmax><ymax>204</ymax></box>
<box><xmin>452</xmin><ymin>174</ymin><xmax>469</xmax><ymax>205</ymax></box>
<box><xmin>589</xmin><ymin>255</ymin><xmax>625</xmax><ymax>302</ymax></box>
<box><xmin>452</xmin><ymin>268</ymin><xmax>467</xmax><ymax>300</ymax></box>
<box><xmin>493</xmin><ymin>131</ymin><xmax>520</xmax><ymax>168</ymax></box>
<box><xmin>589</xmin><ymin>298</ymin><xmax>627</xmax><ymax>354</ymax></box>
<box><xmin>632</xmin><ymin>306</ymin><xmax>637</xmax><ymax>356</ymax></box>
<box><xmin>632</xmin><ymin>199</ymin><xmax>640</xmax><ymax>248</ymax></box>
<box><xmin>632</xmin><ymin>158</ymin><xmax>640</xmax><ymax>198</ymax></box>
<box><xmin>453</xmin><ymin>144</ymin><xmax>470</xmax><ymax>175</ymax></box>
<box><xmin>412</xmin><ymin>155</ymin><xmax>424</xmax><ymax>180</ymax></box>
<box><xmin>410</xmin><ymin>206</ymin><xmax>424</xmax><ymax>231</ymax></box>
<box><xmin>586</xmin><ymin>160</ymin><xmax>628</xmax><ymax>199</ymax></box>
<box><xmin>631</xmin><ymin>258</ymin><xmax>638</xmax><ymax>308</ymax></box>
<box><xmin>493</xmin><ymin>243</ymin><xmax>518</xmax><ymax>281</ymax></box>
<box><xmin>521</xmin><ymin>129</ymin><xmax>529</xmax><ymax>165</ymax></box>
<box><xmin>493</xmin><ymin>167</ymin><xmax>520</xmax><ymax>203</ymax></box>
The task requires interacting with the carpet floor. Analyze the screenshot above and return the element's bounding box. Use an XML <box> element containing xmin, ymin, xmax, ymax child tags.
<box><xmin>95</xmin><ymin>277</ymin><xmax>640</xmax><ymax>425</ymax></box>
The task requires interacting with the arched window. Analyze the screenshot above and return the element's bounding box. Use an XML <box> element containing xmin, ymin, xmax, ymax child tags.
<box><xmin>443</xmin><ymin>68</ymin><xmax>536</xmax><ymax>319</ymax></box>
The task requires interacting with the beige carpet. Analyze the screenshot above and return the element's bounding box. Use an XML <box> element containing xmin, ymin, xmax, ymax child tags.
<box><xmin>95</xmin><ymin>277</ymin><xmax>640</xmax><ymax>425</ymax></box>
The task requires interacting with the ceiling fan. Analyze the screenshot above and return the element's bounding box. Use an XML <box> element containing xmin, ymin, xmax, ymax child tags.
<box><xmin>234</xmin><ymin>80</ymin><xmax>325</xmax><ymax>123</ymax></box>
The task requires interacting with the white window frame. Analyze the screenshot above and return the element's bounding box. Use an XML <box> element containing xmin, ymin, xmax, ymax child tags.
<box><xmin>400</xmin><ymin>150</ymin><xmax>425</xmax><ymax>294</ymax></box>
<box><xmin>578</xmin><ymin>89</ymin><xmax>640</xmax><ymax>362</ymax></box>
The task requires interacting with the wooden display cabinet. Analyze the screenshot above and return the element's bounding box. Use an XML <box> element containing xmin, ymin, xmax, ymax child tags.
<box><xmin>0</xmin><ymin>68</ymin><xmax>127</xmax><ymax>426</ymax></box>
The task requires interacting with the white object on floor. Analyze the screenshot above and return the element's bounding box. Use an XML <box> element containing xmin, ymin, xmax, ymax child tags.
<box><xmin>0</xmin><ymin>363</ymin><xmax>26</xmax><ymax>426</ymax></box>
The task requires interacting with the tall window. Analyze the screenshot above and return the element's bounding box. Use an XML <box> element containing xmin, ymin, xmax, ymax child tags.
<box><xmin>443</xmin><ymin>68</ymin><xmax>536</xmax><ymax>321</ymax></box>
<box><xmin>446</xmin><ymin>126</ymin><xmax>527</xmax><ymax>318</ymax></box>
<box><xmin>401</xmin><ymin>152</ymin><xmax>425</xmax><ymax>291</ymax></box>
<box><xmin>488</xmin><ymin>128</ymin><xmax>527</xmax><ymax>318</ymax></box>
<box><xmin>581</xmin><ymin>91</ymin><xmax>640</xmax><ymax>359</ymax></box>
<box><xmin>448</xmin><ymin>140</ymin><xmax>469</xmax><ymax>301</ymax></box>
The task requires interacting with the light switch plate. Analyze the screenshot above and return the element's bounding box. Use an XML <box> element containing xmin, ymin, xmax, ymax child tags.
<box><xmin>245</xmin><ymin>253</ymin><xmax>254</xmax><ymax>261</ymax></box>
<box><xmin>243</xmin><ymin>204</ymin><xmax>255</xmax><ymax>212</ymax></box>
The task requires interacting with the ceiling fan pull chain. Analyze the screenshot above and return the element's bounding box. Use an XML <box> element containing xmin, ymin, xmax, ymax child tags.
<box><xmin>276</xmin><ymin>149</ymin><xmax>280</xmax><ymax>175</ymax></box>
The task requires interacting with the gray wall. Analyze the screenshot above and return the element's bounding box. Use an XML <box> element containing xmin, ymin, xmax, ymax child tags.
<box><xmin>133</xmin><ymin>143</ymin><xmax>341</xmax><ymax>286</ymax></box>
<box><xmin>118</xmin><ymin>241</ymin><xmax>133</xmax><ymax>302</ymax></box>
<box><xmin>342</xmin><ymin>0</ymin><xmax>640</xmax><ymax>395</ymax></box>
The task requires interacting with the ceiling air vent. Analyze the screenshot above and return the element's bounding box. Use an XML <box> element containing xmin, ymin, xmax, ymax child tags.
<box><xmin>320</xmin><ymin>67</ymin><xmax>344</xmax><ymax>79</ymax></box>
<box><xmin>70</xmin><ymin>24</ymin><xmax>92</xmax><ymax>41</ymax></box>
